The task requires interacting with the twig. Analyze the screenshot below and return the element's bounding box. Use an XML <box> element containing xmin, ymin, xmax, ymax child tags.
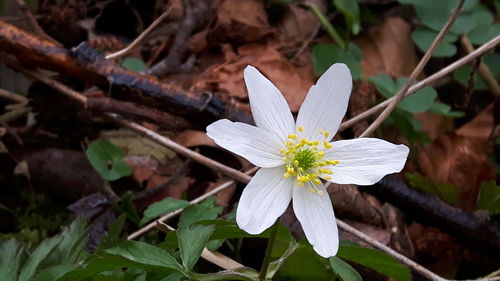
<box><xmin>145</xmin><ymin>0</ymin><xmax>211</xmax><ymax>76</ymax></box>
<box><xmin>14</xmin><ymin>0</ymin><xmax>61</xmax><ymax>46</ymax></box>
<box><xmin>339</xmin><ymin>35</ymin><xmax>500</xmax><ymax>131</ymax></box>
<box><xmin>0</xmin><ymin>88</ymin><xmax>27</xmax><ymax>103</ymax></box>
<box><xmin>105</xmin><ymin>8</ymin><xmax>172</xmax><ymax>60</ymax></box>
<box><xmin>358</xmin><ymin>0</ymin><xmax>465</xmax><ymax>137</ymax></box>
<box><xmin>127</xmin><ymin>166</ymin><xmax>258</xmax><ymax>240</ymax></box>
<box><xmin>155</xmin><ymin>221</ymin><xmax>245</xmax><ymax>270</ymax></box>
<box><xmin>460</xmin><ymin>35</ymin><xmax>500</xmax><ymax>96</ymax></box>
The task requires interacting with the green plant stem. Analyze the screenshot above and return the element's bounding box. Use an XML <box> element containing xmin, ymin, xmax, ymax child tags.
<box><xmin>308</xmin><ymin>4</ymin><xmax>346</xmax><ymax>49</ymax></box>
<box><xmin>259</xmin><ymin>221</ymin><xmax>279</xmax><ymax>280</ymax></box>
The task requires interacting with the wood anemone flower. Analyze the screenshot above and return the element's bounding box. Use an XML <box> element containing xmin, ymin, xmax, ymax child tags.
<box><xmin>206</xmin><ymin>64</ymin><xmax>409</xmax><ymax>258</ymax></box>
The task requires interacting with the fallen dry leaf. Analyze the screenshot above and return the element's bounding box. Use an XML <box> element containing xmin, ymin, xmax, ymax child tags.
<box><xmin>193</xmin><ymin>42</ymin><xmax>315</xmax><ymax>112</ymax></box>
<box><xmin>354</xmin><ymin>17</ymin><xmax>419</xmax><ymax>77</ymax></box>
<box><xmin>212</xmin><ymin>0</ymin><xmax>273</xmax><ymax>43</ymax></box>
<box><xmin>277</xmin><ymin>0</ymin><xmax>325</xmax><ymax>43</ymax></box>
<box><xmin>418</xmin><ymin>133</ymin><xmax>495</xmax><ymax>210</ymax></box>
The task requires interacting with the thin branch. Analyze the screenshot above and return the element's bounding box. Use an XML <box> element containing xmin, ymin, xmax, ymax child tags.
<box><xmin>127</xmin><ymin>166</ymin><xmax>258</xmax><ymax>240</ymax></box>
<box><xmin>358</xmin><ymin>0</ymin><xmax>465</xmax><ymax>137</ymax></box>
<box><xmin>105</xmin><ymin>8</ymin><xmax>172</xmax><ymax>60</ymax></box>
<box><xmin>0</xmin><ymin>88</ymin><xmax>27</xmax><ymax>103</ymax></box>
<box><xmin>339</xmin><ymin>35</ymin><xmax>500</xmax><ymax>131</ymax></box>
<box><xmin>14</xmin><ymin>0</ymin><xmax>61</xmax><ymax>46</ymax></box>
<box><xmin>460</xmin><ymin>35</ymin><xmax>500</xmax><ymax>96</ymax></box>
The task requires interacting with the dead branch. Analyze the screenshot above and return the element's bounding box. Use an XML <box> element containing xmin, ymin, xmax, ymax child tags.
<box><xmin>0</xmin><ymin>19</ymin><xmax>252</xmax><ymax>126</ymax></box>
<box><xmin>361</xmin><ymin>176</ymin><xmax>500</xmax><ymax>255</ymax></box>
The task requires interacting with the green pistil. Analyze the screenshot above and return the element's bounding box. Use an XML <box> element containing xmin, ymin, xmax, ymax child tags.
<box><xmin>293</xmin><ymin>149</ymin><xmax>316</xmax><ymax>170</ymax></box>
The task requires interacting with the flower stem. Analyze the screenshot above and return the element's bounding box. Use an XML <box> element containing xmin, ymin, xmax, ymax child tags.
<box><xmin>259</xmin><ymin>220</ymin><xmax>279</xmax><ymax>280</ymax></box>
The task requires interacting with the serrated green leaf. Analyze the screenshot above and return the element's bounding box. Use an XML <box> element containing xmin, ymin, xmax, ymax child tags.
<box><xmin>334</xmin><ymin>0</ymin><xmax>361</xmax><ymax>34</ymax></box>
<box><xmin>468</xmin><ymin>23</ymin><xmax>500</xmax><ymax>45</ymax></box>
<box><xmin>477</xmin><ymin>181</ymin><xmax>500</xmax><ymax>214</ymax></box>
<box><xmin>19</xmin><ymin>235</ymin><xmax>62</xmax><ymax>281</ymax></box>
<box><xmin>266</xmin><ymin>241</ymin><xmax>300</xmax><ymax>279</ymax></box>
<box><xmin>96</xmin><ymin>214</ymin><xmax>127</xmax><ymax>253</ymax></box>
<box><xmin>178</xmin><ymin>197</ymin><xmax>223</xmax><ymax>227</ymax></box>
<box><xmin>427</xmin><ymin>102</ymin><xmax>464</xmax><ymax>118</ymax></box>
<box><xmin>338</xmin><ymin>242</ymin><xmax>411</xmax><ymax>281</ymax></box>
<box><xmin>105</xmin><ymin>241</ymin><xmax>183</xmax><ymax>272</ymax></box>
<box><xmin>86</xmin><ymin>140</ymin><xmax>132</xmax><ymax>181</ymax></box>
<box><xmin>141</xmin><ymin>198</ymin><xmax>191</xmax><ymax>226</ymax></box>
<box><xmin>56</xmin><ymin>218</ymin><xmax>88</xmax><ymax>265</ymax></box>
<box><xmin>122</xmin><ymin>57</ymin><xmax>147</xmax><ymax>72</ymax></box>
<box><xmin>330</xmin><ymin>257</ymin><xmax>363</xmax><ymax>281</ymax></box>
<box><xmin>312</xmin><ymin>43</ymin><xmax>362</xmax><ymax>80</ymax></box>
<box><xmin>0</xmin><ymin>239</ymin><xmax>23</xmax><ymax>281</ymax></box>
<box><xmin>178</xmin><ymin>224</ymin><xmax>215</xmax><ymax>272</ymax></box>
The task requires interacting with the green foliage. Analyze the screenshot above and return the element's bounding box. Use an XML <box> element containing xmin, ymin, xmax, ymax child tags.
<box><xmin>105</xmin><ymin>241</ymin><xmax>184</xmax><ymax>272</ymax></box>
<box><xmin>406</xmin><ymin>173</ymin><xmax>461</xmax><ymax>206</ymax></box>
<box><xmin>476</xmin><ymin>181</ymin><xmax>500</xmax><ymax>214</ymax></box>
<box><xmin>140</xmin><ymin>198</ymin><xmax>191</xmax><ymax>226</ymax></box>
<box><xmin>178</xmin><ymin>197</ymin><xmax>223</xmax><ymax>227</ymax></box>
<box><xmin>369</xmin><ymin>74</ymin><xmax>437</xmax><ymax>113</ymax></box>
<box><xmin>453</xmin><ymin>53</ymin><xmax>500</xmax><ymax>91</ymax></box>
<box><xmin>86</xmin><ymin>140</ymin><xmax>132</xmax><ymax>181</ymax></box>
<box><xmin>330</xmin><ymin>257</ymin><xmax>363</xmax><ymax>281</ymax></box>
<box><xmin>333</xmin><ymin>0</ymin><xmax>361</xmax><ymax>35</ymax></box>
<box><xmin>399</xmin><ymin>0</ymin><xmax>499</xmax><ymax>57</ymax></box>
<box><xmin>121</xmin><ymin>57</ymin><xmax>147</xmax><ymax>72</ymax></box>
<box><xmin>338</xmin><ymin>241</ymin><xmax>411</xmax><ymax>281</ymax></box>
<box><xmin>178</xmin><ymin>225</ymin><xmax>215</xmax><ymax>272</ymax></box>
<box><xmin>312</xmin><ymin>43</ymin><xmax>362</xmax><ymax>80</ymax></box>
<box><xmin>0</xmin><ymin>239</ymin><xmax>23</xmax><ymax>281</ymax></box>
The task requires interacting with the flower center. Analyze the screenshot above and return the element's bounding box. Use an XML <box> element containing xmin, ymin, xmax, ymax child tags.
<box><xmin>279</xmin><ymin>127</ymin><xmax>339</xmax><ymax>195</ymax></box>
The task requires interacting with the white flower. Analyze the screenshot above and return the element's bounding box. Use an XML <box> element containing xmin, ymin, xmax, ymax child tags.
<box><xmin>206</xmin><ymin>64</ymin><xmax>409</xmax><ymax>258</ymax></box>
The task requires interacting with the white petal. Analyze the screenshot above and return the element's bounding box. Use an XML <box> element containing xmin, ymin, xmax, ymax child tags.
<box><xmin>296</xmin><ymin>63</ymin><xmax>352</xmax><ymax>141</ymax></box>
<box><xmin>244</xmin><ymin>66</ymin><xmax>295</xmax><ymax>142</ymax></box>
<box><xmin>207</xmin><ymin>119</ymin><xmax>284</xmax><ymax>168</ymax></box>
<box><xmin>292</xmin><ymin>183</ymin><xmax>339</xmax><ymax>258</ymax></box>
<box><xmin>236</xmin><ymin>167</ymin><xmax>293</xmax><ymax>234</ymax></box>
<box><xmin>323</xmin><ymin>138</ymin><xmax>410</xmax><ymax>185</ymax></box>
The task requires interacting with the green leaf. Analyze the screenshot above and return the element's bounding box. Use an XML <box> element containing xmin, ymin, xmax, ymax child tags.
<box><xmin>118</xmin><ymin>193</ymin><xmax>141</xmax><ymax>226</ymax></box>
<box><xmin>96</xmin><ymin>214</ymin><xmax>127</xmax><ymax>252</ymax></box>
<box><xmin>55</xmin><ymin>218</ymin><xmax>88</xmax><ymax>265</ymax></box>
<box><xmin>178</xmin><ymin>225</ymin><xmax>215</xmax><ymax>272</ymax></box>
<box><xmin>333</xmin><ymin>0</ymin><xmax>361</xmax><ymax>35</ymax></box>
<box><xmin>312</xmin><ymin>43</ymin><xmax>362</xmax><ymax>80</ymax></box>
<box><xmin>412</xmin><ymin>28</ymin><xmax>457</xmax><ymax>57</ymax></box>
<box><xmin>178</xmin><ymin>197</ymin><xmax>223</xmax><ymax>227</ymax></box>
<box><xmin>86</xmin><ymin>140</ymin><xmax>132</xmax><ymax>181</ymax></box>
<box><xmin>476</xmin><ymin>181</ymin><xmax>500</xmax><ymax>214</ymax></box>
<box><xmin>266</xmin><ymin>241</ymin><xmax>300</xmax><ymax>279</ymax></box>
<box><xmin>427</xmin><ymin>102</ymin><xmax>464</xmax><ymax>118</ymax></box>
<box><xmin>19</xmin><ymin>235</ymin><xmax>62</xmax><ymax>281</ymax></box>
<box><xmin>453</xmin><ymin>65</ymin><xmax>488</xmax><ymax>90</ymax></box>
<box><xmin>406</xmin><ymin>173</ymin><xmax>460</xmax><ymax>205</ymax></box>
<box><xmin>105</xmin><ymin>241</ymin><xmax>184</xmax><ymax>272</ymax></box>
<box><xmin>369</xmin><ymin>75</ymin><xmax>437</xmax><ymax>112</ymax></box>
<box><xmin>0</xmin><ymin>239</ymin><xmax>23</xmax><ymax>281</ymax></box>
<box><xmin>330</xmin><ymin>257</ymin><xmax>363</xmax><ymax>281</ymax></box>
<box><xmin>141</xmin><ymin>198</ymin><xmax>191</xmax><ymax>226</ymax></box>
<box><xmin>122</xmin><ymin>57</ymin><xmax>147</xmax><ymax>72</ymax></box>
<box><xmin>338</xmin><ymin>242</ymin><xmax>411</xmax><ymax>281</ymax></box>
<box><xmin>468</xmin><ymin>23</ymin><xmax>500</xmax><ymax>45</ymax></box>
<box><xmin>59</xmin><ymin>255</ymin><xmax>171</xmax><ymax>281</ymax></box>
<box><xmin>35</xmin><ymin>265</ymin><xmax>78</xmax><ymax>281</ymax></box>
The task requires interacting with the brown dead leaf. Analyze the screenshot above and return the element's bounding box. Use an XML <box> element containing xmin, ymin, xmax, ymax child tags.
<box><xmin>354</xmin><ymin>17</ymin><xmax>419</xmax><ymax>77</ymax></box>
<box><xmin>456</xmin><ymin>103</ymin><xmax>494</xmax><ymax>141</ymax></box>
<box><xmin>415</xmin><ymin>112</ymin><xmax>454</xmax><ymax>140</ymax></box>
<box><xmin>418</xmin><ymin>133</ymin><xmax>495</xmax><ymax>210</ymax></box>
<box><xmin>278</xmin><ymin>0</ymin><xmax>325</xmax><ymax>43</ymax></box>
<box><xmin>173</xmin><ymin>129</ymin><xmax>216</xmax><ymax>148</ymax></box>
<box><xmin>213</xmin><ymin>0</ymin><xmax>273</xmax><ymax>43</ymax></box>
<box><xmin>194</xmin><ymin>42</ymin><xmax>315</xmax><ymax>112</ymax></box>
